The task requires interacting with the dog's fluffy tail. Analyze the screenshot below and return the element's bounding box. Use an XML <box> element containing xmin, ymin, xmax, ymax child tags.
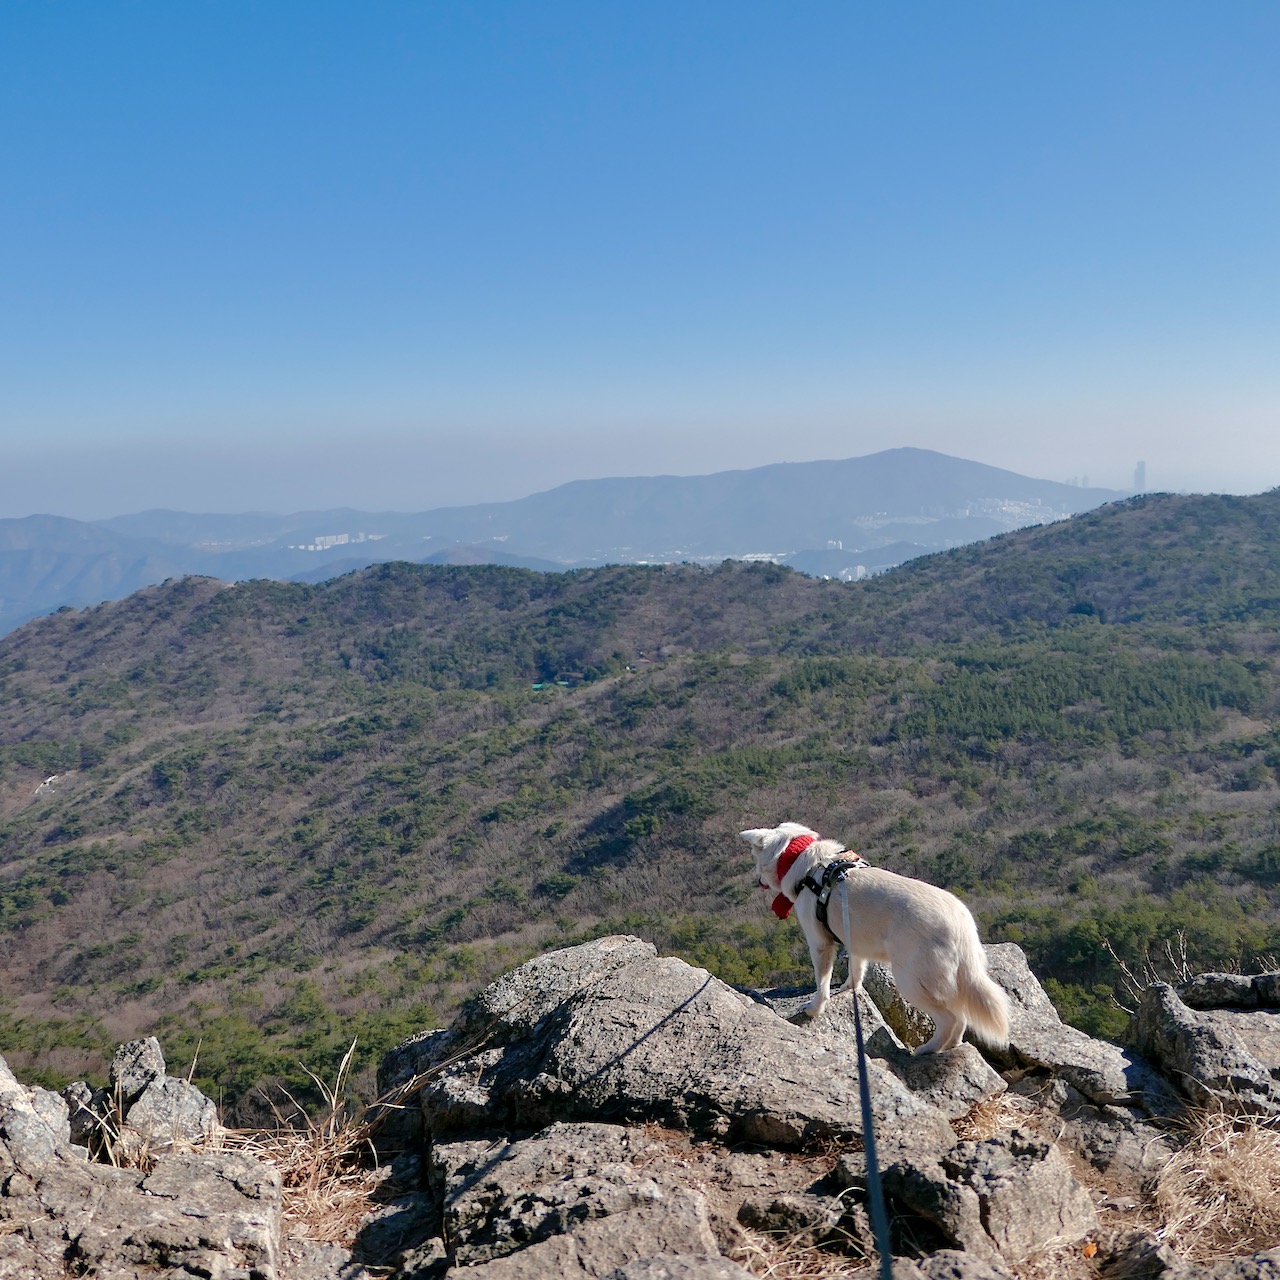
<box><xmin>957</xmin><ymin>950</ymin><xmax>1011</xmax><ymax>1050</ymax></box>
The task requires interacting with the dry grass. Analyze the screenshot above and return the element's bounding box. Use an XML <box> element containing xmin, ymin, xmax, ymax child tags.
<box><xmin>1154</xmin><ymin>1108</ymin><xmax>1280</xmax><ymax>1262</ymax></box>
<box><xmin>731</xmin><ymin>1222</ymin><xmax>870</xmax><ymax>1279</ymax></box>
<box><xmin>951</xmin><ymin>1090</ymin><xmax>1031</xmax><ymax>1143</ymax></box>
<box><xmin>1006</xmin><ymin>1241</ymin><xmax>1102</xmax><ymax>1280</ymax></box>
<box><xmin>231</xmin><ymin>1023</ymin><xmax>504</xmax><ymax>1247</ymax></box>
<box><xmin>232</xmin><ymin>1041</ymin><xmax>384</xmax><ymax>1247</ymax></box>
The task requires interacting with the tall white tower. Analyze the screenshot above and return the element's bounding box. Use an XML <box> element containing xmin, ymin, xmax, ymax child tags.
<box><xmin>1134</xmin><ymin>461</ymin><xmax>1146</xmax><ymax>493</ymax></box>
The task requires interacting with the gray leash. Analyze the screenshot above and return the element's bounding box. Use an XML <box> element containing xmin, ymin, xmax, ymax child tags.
<box><xmin>841</xmin><ymin>876</ymin><xmax>894</xmax><ymax>1280</ymax></box>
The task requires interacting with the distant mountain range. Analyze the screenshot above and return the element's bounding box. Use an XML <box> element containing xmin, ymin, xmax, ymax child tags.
<box><xmin>0</xmin><ymin>448</ymin><xmax>1122</xmax><ymax>635</ymax></box>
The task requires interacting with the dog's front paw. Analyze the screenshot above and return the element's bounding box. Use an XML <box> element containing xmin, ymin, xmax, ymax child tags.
<box><xmin>801</xmin><ymin>997</ymin><xmax>828</xmax><ymax>1019</ymax></box>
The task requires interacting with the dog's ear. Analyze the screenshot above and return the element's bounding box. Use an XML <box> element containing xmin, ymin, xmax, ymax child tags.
<box><xmin>738</xmin><ymin>828</ymin><xmax>774</xmax><ymax>847</ymax></box>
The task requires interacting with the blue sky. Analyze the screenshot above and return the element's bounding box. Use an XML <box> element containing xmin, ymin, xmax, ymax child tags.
<box><xmin>2</xmin><ymin>2</ymin><xmax>1277</xmax><ymax>517</ymax></box>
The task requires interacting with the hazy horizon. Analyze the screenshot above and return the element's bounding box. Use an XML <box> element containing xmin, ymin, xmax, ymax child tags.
<box><xmin>3</xmin><ymin>3</ymin><xmax>1277</xmax><ymax>520</ymax></box>
<box><xmin>6</xmin><ymin>445</ymin><xmax>1143</xmax><ymax>525</ymax></box>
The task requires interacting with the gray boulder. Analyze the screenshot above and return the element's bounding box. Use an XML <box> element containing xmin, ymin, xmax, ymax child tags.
<box><xmin>1177</xmin><ymin>973</ymin><xmax>1265</xmax><ymax>1009</ymax></box>
<box><xmin>355</xmin><ymin>1194</ymin><xmax>440</xmax><ymax>1270</ymax></box>
<box><xmin>871</xmin><ymin>1043</ymin><xmax>1007</xmax><ymax>1123</ymax></box>
<box><xmin>61</xmin><ymin>1080</ymin><xmax>106</xmax><ymax>1152</ymax></box>
<box><xmin>743</xmin><ymin>981</ymin><xmax>902</xmax><ymax>1050</ymax></box>
<box><xmin>881</xmin><ymin>1127</ymin><xmax>1098</xmax><ymax>1264</ymax></box>
<box><xmin>2</xmin><ymin>1048</ymin><xmax>272</xmax><ymax>1280</ymax></box>
<box><xmin>749</xmin><ymin>982</ymin><xmax>1007</xmax><ymax>1121</ymax></box>
<box><xmin>281</xmin><ymin>1234</ymin><xmax>379</xmax><ymax>1279</ymax></box>
<box><xmin>109</xmin><ymin>1036</ymin><xmax>166</xmax><ymax>1107</ymax></box>
<box><xmin>1198</xmin><ymin>1251</ymin><xmax>1280</xmax><ymax>1279</ymax></box>
<box><xmin>392</xmin><ymin>936</ymin><xmax>956</xmax><ymax>1151</ymax></box>
<box><xmin>1125</xmin><ymin>983</ymin><xmax>1280</xmax><ymax>1116</ymax></box>
<box><xmin>915</xmin><ymin>1255</ymin><xmax>1018</xmax><ymax>1280</ymax></box>
<box><xmin>865</xmin><ymin>962</ymin><xmax>939</xmax><ymax>1048</ymax></box>
<box><xmin>122</xmin><ymin>1075</ymin><xmax>220</xmax><ymax>1151</ymax></box>
<box><xmin>430</xmin><ymin>1122</ymin><xmax>721</xmax><ymax>1279</ymax></box>
<box><xmin>985</xmin><ymin>943</ymin><xmax>1175</xmax><ymax>1112</ymax></box>
<box><xmin>394</xmin><ymin>1236</ymin><xmax>449</xmax><ymax>1279</ymax></box>
<box><xmin>375</xmin><ymin>1027</ymin><xmax>451</xmax><ymax>1149</ymax></box>
<box><xmin>0</xmin><ymin>1138</ymin><xmax>281</xmax><ymax>1279</ymax></box>
<box><xmin>432</xmin><ymin>1122</ymin><xmax>716</xmax><ymax>1268</ymax></box>
<box><xmin>28</xmin><ymin>1087</ymin><xmax>72</xmax><ymax>1152</ymax></box>
<box><xmin>844</xmin><ymin>1256</ymin><xmax>1018</xmax><ymax>1280</ymax></box>
<box><xmin>1007</xmin><ymin>1074</ymin><xmax>1174</xmax><ymax>1192</ymax></box>
<box><xmin>737</xmin><ymin>1190</ymin><xmax>846</xmax><ymax>1246</ymax></box>
<box><xmin>1174</xmin><ymin>972</ymin><xmax>1280</xmax><ymax>1013</ymax></box>
<box><xmin>59</xmin><ymin>1039</ymin><xmax>222</xmax><ymax>1163</ymax></box>
<box><xmin>0</xmin><ymin>1055</ymin><xmax>70</xmax><ymax>1171</ymax></box>
<box><xmin>1099</xmin><ymin>1236</ymin><xmax>1280</xmax><ymax>1278</ymax></box>
<box><xmin>1059</xmin><ymin>1094</ymin><xmax>1173</xmax><ymax>1192</ymax></box>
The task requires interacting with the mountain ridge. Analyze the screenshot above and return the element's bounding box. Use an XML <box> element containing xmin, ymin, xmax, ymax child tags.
<box><xmin>0</xmin><ymin>448</ymin><xmax>1123</xmax><ymax>636</ymax></box>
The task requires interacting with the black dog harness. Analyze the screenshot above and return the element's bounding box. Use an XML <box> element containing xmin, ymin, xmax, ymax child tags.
<box><xmin>798</xmin><ymin>856</ymin><xmax>869</xmax><ymax>942</ymax></box>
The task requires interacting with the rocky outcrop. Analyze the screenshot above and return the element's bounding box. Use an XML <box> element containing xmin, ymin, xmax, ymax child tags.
<box><xmin>56</xmin><ymin>1036</ymin><xmax>221</xmax><ymax>1160</ymax></box>
<box><xmin>0</xmin><ymin>1053</ymin><xmax>279</xmax><ymax>1280</ymax></box>
<box><xmin>981</xmin><ymin>943</ymin><xmax>1183</xmax><ymax>1190</ymax></box>
<box><xmin>432</xmin><ymin>1123</ymin><xmax>721</xmax><ymax>1277</ymax></box>
<box><xmin>6</xmin><ymin>941</ymin><xmax>1280</xmax><ymax>1279</ymax></box>
<box><xmin>368</xmin><ymin>939</ymin><xmax>1280</xmax><ymax>1279</ymax></box>
<box><xmin>0</xmin><ymin>1056</ymin><xmax>72</xmax><ymax>1170</ymax></box>
<box><xmin>745</xmin><ymin>981</ymin><xmax>1007</xmax><ymax>1123</ymax></box>
<box><xmin>985</xmin><ymin>944</ymin><xmax>1177</xmax><ymax>1113</ymax></box>
<box><xmin>880</xmin><ymin>1128</ymin><xmax>1098</xmax><ymax>1263</ymax></box>
<box><xmin>1126</xmin><ymin>979</ymin><xmax>1280</xmax><ymax>1117</ymax></box>
<box><xmin>379</xmin><ymin>935</ymin><xmax>955</xmax><ymax>1152</ymax></box>
<box><xmin>1100</xmin><ymin>1235</ymin><xmax>1280</xmax><ymax>1278</ymax></box>
<box><xmin>370</xmin><ymin>938</ymin><xmax>1102</xmax><ymax>1277</ymax></box>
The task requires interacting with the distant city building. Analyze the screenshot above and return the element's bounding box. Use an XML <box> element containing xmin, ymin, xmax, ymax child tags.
<box><xmin>287</xmin><ymin>531</ymin><xmax>386</xmax><ymax>551</ymax></box>
<box><xmin>1134</xmin><ymin>461</ymin><xmax>1146</xmax><ymax>493</ymax></box>
<box><xmin>834</xmin><ymin>564</ymin><xmax>868</xmax><ymax>582</ymax></box>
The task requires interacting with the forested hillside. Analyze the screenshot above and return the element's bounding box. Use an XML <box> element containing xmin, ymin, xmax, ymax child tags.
<box><xmin>1</xmin><ymin>490</ymin><xmax>1278</xmax><ymax>1113</ymax></box>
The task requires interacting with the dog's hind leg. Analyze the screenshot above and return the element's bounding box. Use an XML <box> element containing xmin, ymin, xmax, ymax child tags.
<box><xmin>895</xmin><ymin>972</ymin><xmax>965</xmax><ymax>1054</ymax></box>
<box><xmin>802</xmin><ymin>933</ymin><xmax>838</xmax><ymax>1018</ymax></box>
<box><xmin>912</xmin><ymin>1007</ymin><xmax>963</xmax><ymax>1055</ymax></box>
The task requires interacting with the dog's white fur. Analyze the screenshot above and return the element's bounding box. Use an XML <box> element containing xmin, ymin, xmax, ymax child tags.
<box><xmin>739</xmin><ymin>822</ymin><xmax>1010</xmax><ymax>1054</ymax></box>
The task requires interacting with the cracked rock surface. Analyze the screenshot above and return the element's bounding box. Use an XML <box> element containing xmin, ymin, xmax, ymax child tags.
<box><xmin>8</xmin><ymin>941</ymin><xmax>1280</xmax><ymax>1278</ymax></box>
<box><xmin>1126</xmin><ymin>982</ymin><xmax>1280</xmax><ymax>1117</ymax></box>
<box><xmin>386</xmin><ymin>935</ymin><xmax>956</xmax><ymax>1152</ymax></box>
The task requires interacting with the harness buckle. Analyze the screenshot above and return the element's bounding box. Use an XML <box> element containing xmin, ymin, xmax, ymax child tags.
<box><xmin>802</xmin><ymin>857</ymin><xmax>868</xmax><ymax>942</ymax></box>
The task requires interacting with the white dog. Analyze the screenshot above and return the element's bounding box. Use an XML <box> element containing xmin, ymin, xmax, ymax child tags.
<box><xmin>739</xmin><ymin>822</ymin><xmax>1009</xmax><ymax>1054</ymax></box>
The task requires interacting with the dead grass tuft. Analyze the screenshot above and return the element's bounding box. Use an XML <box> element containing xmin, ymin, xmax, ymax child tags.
<box><xmin>229</xmin><ymin>1022</ymin><xmax>501</xmax><ymax>1247</ymax></box>
<box><xmin>952</xmin><ymin>1090</ymin><xmax>1030</xmax><ymax>1143</ymax></box>
<box><xmin>1154</xmin><ymin>1108</ymin><xmax>1280</xmax><ymax>1262</ymax></box>
<box><xmin>231</xmin><ymin>1041</ymin><xmax>383</xmax><ymax>1247</ymax></box>
<box><xmin>732</xmin><ymin>1221</ymin><xmax>870</xmax><ymax>1278</ymax></box>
